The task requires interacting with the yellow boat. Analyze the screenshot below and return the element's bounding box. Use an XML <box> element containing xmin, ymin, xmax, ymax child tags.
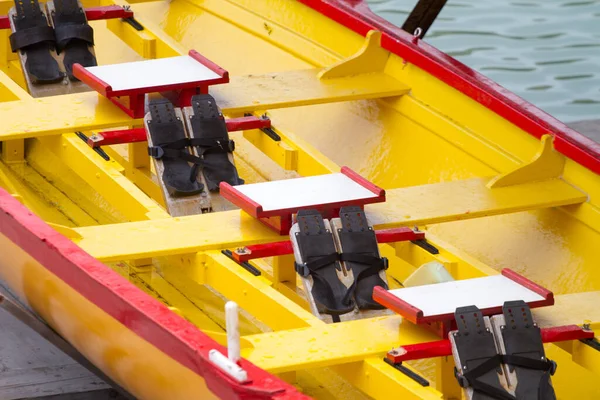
<box><xmin>0</xmin><ymin>0</ymin><xmax>599</xmax><ymax>398</ymax></box>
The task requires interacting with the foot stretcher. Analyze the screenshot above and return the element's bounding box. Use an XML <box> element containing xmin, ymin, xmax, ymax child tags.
<box><xmin>290</xmin><ymin>207</ymin><xmax>390</xmax><ymax>322</ymax></box>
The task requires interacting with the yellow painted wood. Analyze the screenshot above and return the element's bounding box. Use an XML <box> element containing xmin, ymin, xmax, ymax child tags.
<box><xmin>211</xmin><ymin>68</ymin><xmax>410</xmax><ymax>115</ymax></box>
<box><xmin>367</xmin><ymin>177</ymin><xmax>587</xmax><ymax>229</ymax></box>
<box><xmin>319</xmin><ymin>31</ymin><xmax>389</xmax><ymax>79</ymax></box>
<box><xmin>1</xmin><ymin>139</ymin><xmax>24</xmax><ymax>163</ymax></box>
<box><xmin>242</xmin><ymin>315</ymin><xmax>437</xmax><ymax>373</ymax></box>
<box><xmin>74</xmin><ymin>177</ymin><xmax>587</xmax><ymax>261</ymax></box>
<box><xmin>533</xmin><ymin>291</ymin><xmax>600</xmax><ymax>328</ymax></box>
<box><xmin>0</xmin><ymin>93</ymin><xmax>138</xmax><ymax>140</ymax></box>
<box><xmin>488</xmin><ymin>134</ymin><xmax>566</xmax><ymax>188</ymax></box>
<box><xmin>37</xmin><ymin>134</ymin><xmax>168</xmax><ymax>221</ymax></box>
<box><xmin>73</xmin><ymin>211</ymin><xmax>282</xmax><ymax>262</ymax></box>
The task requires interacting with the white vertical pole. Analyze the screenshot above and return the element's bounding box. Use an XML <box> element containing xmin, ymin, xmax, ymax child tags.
<box><xmin>225</xmin><ymin>301</ymin><xmax>240</xmax><ymax>363</ymax></box>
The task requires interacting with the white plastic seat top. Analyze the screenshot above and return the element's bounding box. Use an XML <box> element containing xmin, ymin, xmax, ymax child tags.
<box><xmin>84</xmin><ymin>55</ymin><xmax>221</xmax><ymax>92</ymax></box>
<box><xmin>386</xmin><ymin>274</ymin><xmax>546</xmax><ymax>318</ymax></box>
<box><xmin>233</xmin><ymin>173</ymin><xmax>379</xmax><ymax>212</ymax></box>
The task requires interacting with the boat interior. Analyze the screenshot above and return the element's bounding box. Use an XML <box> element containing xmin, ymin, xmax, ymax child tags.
<box><xmin>0</xmin><ymin>0</ymin><xmax>599</xmax><ymax>398</ymax></box>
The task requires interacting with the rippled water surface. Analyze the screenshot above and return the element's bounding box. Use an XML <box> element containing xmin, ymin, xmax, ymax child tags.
<box><xmin>367</xmin><ymin>0</ymin><xmax>600</xmax><ymax>122</ymax></box>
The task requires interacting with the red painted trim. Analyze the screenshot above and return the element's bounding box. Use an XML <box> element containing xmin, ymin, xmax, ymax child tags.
<box><xmin>85</xmin><ymin>5</ymin><xmax>134</xmax><ymax>21</ymax></box>
<box><xmin>233</xmin><ymin>241</ymin><xmax>293</xmax><ymax>262</ymax></box>
<box><xmin>502</xmin><ymin>268</ymin><xmax>554</xmax><ymax>305</ymax></box>
<box><xmin>376</xmin><ymin>227</ymin><xmax>425</xmax><ymax>243</ymax></box>
<box><xmin>224</xmin><ymin>168</ymin><xmax>385</xmax><ymax>222</ymax></box>
<box><xmin>299</xmin><ymin>0</ymin><xmax>600</xmax><ymax>175</ymax></box>
<box><xmin>234</xmin><ymin>227</ymin><xmax>423</xmax><ymax>262</ymax></box>
<box><xmin>372</xmin><ymin>286</ymin><xmax>424</xmax><ymax>324</ymax></box>
<box><xmin>87</xmin><ymin>128</ymin><xmax>147</xmax><ymax>148</ymax></box>
<box><xmin>376</xmin><ymin>270</ymin><xmax>553</xmax><ymax>324</ymax></box>
<box><xmin>73</xmin><ymin>64</ymin><xmax>111</xmax><ymax>97</ymax></box>
<box><xmin>541</xmin><ymin>324</ymin><xmax>594</xmax><ymax>342</ymax></box>
<box><xmin>220</xmin><ymin>182</ymin><xmax>263</xmax><ymax>218</ymax></box>
<box><xmin>386</xmin><ymin>340</ymin><xmax>452</xmax><ymax>363</ymax></box>
<box><xmin>226</xmin><ymin>116</ymin><xmax>272</xmax><ymax>132</ymax></box>
<box><xmin>0</xmin><ymin>15</ymin><xmax>9</xmax><ymax>30</ymax></box>
<box><xmin>341</xmin><ymin>166</ymin><xmax>385</xmax><ymax>197</ymax></box>
<box><xmin>0</xmin><ymin>190</ymin><xmax>306</xmax><ymax>400</ymax></box>
<box><xmin>189</xmin><ymin>49</ymin><xmax>230</xmax><ymax>82</ymax></box>
<box><xmin>386</xmin><ymin>324</ymin><xmax>592</xmax><ymax>363</ymax></box>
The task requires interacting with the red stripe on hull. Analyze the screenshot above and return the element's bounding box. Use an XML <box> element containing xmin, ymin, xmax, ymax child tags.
<box><xmin>299</xmin><ymin>0</ymin><xmax>600</xmax><ymax>175</ymax></box>
<box><xmin>0</xmin><ymin>190</ymin><xmax>307</xmax><ymax>400</ymax></box>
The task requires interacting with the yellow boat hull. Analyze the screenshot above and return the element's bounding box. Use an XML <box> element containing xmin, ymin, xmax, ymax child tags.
<box><xmin>0</xmin><ymin>0</ymin><xmax>599</xmax><ymax>398</ymax></box>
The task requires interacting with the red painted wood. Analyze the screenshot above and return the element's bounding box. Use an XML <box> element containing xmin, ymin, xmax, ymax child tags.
<box><xmin>226</xmin><ymin>116</ymin><xmax>272</xmax><ymax>132</ymax></box>
<box><xmin>373</xmin><ymin>286</ymin><xmax>424</xmax><ymax>324</ymax></box>
<box><xmin>221</xmin><ymin>167</ymin><xmax>385</xmax><ymax>225</ymax></box>
<box><xmin>0</xmin><ymin>189</ymin><xmax>306</xmax><ymax>399</ymax></box>
<box><xmin>75</xmin><ymin>50</ymin><xmax>229</xmax><ymax>118</ymax></box>
<box><xmin>0</xmin><ymin>15</ymin><xmax>9</xmax><ymax>29</ymax></box>
<box><xmin>341</xmin><ymin>166</ymin><xmax>385</xmax><ymax>197</ymax></box>
<box><xmin>502</xmin><ymin>268</ymin><xmax>554</xmax><ymax>304</ymax></box>
<box><xmin>220</xmin><ymin>182</ymin><xmax>263</xmax><ymax>218</ymax></box>
<box><xmin>87</xmin><ymin>128</ymin><xmax>146</xmax><ymax>148</ymax></box>
<box><xmin>85</xmin><ymin>5</ymin><xmax>134</xmax><ymax>21</ymax></box>
<box><xmin>375</xmin><ymin>269</ymin><xmax>554</xmax><ymax>326</ymax></box>
<box><xmin>234</xmin><ymin>227</ymin><xmax>424</xmax><ymax>262</ymax></box>
<box><xmin>387</xmin><ymin>324</ymin><xmax>593</xmax><ymax>363</ymax></box>
<box><xmin>87</xmin><ymin>117</ymin><xmax>270</xmax><ymax>149</ymax></box>
<box><xmin>299</xmin><ymin>0</ymin><xmax>600</xmax><ymax>175</ymax></box>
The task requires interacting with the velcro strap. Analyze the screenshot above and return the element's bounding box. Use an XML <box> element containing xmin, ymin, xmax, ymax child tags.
<box><xmin>55</xmin><ymin>24</ymin><xmax>94</xmax><ymax>50</ymax></box>
<box><xmin>340</xmin><ymin>253</ymin><xmax>385</xmax><ymax>267</ymax></box>
<box><xmin>148</xmin><ymin>146</ymin><xmax>204</xmax><ymax>166</ymax></box>
<box><xmin>9</xmin><ymin>26</ymin><xmax>56</xmax><ymax>52</ymax></box>
<box><xmin>191</xmin><ymin>138</ymin><xmax>235</xmax><ymax>153</ymax></box>
<box><xmin>296</xmin><ymin>253</ymin><xmax>339</xmax><ymax>277</ymax></box>
<box><xmin>502</xmin><ymin>354</ymin><xmax>554</xmax><ymax>372</ymax></box>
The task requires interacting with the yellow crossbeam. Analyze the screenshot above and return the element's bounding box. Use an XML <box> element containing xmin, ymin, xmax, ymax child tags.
<box><xmin>211</xmin><ymin>69</ymin><xmax>410</xmax><ymax>115</ymax></box>
<box><xmin>0</xmin><ymin>68</ymin><xmax>409</xmax><ymax>140</ymax></box>
<box><xmin>74</xmin><ymin>176</ymin><xmax>587</xmax><ymax>261</ymax></box>
<box><xmin>0</xmin><ymin>93</ymin><xmax>137</xmax><ymax>141</ymax></box>
<box><xmin>367</xmin><ymin>177</ymin><xmax>587</xmax><ymax>229</ymax></box>
<box><xmin>73</xmin><ymin>210</ymin><xmax>282</xmax><ymax>262</ymax></box>
<box><xmin>242</xmin><ymin>315</ymin><xmax>438</xmax><ymax>373</ymax></box>
<box><xmin>533</xmin><ymin>291</ymin><xmax>600</xmax><ymax>328</ymax></box>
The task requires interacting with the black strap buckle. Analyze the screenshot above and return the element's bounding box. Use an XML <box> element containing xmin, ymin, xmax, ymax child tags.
<box><xmin>295</xmin><ymin>262</ymin><xmax>310</xmax><ymax>277</ymax></box>
<box><xmin>148</xmin><ymin>146</ymin><xmax>164</xmax><ymax>159</ymax></box>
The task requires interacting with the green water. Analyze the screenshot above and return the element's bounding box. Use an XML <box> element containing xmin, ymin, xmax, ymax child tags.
<box><xmin>367</xmin><ymin>0</ymin><xmax>600</xmax><ymax>123</ymax></box>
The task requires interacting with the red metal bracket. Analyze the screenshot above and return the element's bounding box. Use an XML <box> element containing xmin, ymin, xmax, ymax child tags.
<box><xmin>0</xmin><ymin>6</ymin><xmax>133</xmax><ymax>30</ymax></box>
<box><xmin>232</xmin><ymin>227</ymin><xmax>425</xmax><ymax>262</ymax></box>
<box><xmin>386</xmin><ymin>324</ymin><xmax>594</xmax><ymax>364</ymax></box>
<box><xmin>86</xmin><ymin>116</ymin><xmax>271</xmax><ymax>148</ymax></box>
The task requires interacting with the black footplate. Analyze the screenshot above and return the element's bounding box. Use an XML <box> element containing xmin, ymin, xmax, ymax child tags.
<box><xmin>189</xmin><ymin>94</ymin><xmax>243</xmax><ymax>191</ymax></box>
<box><xmin>294</xmin><ymin>209</ymin><xmax>355</xmax><ymax>315</ymax></box>
<box><xmin>336</xmin><ymin>206</ymin><xmax>388</xmax><ymax>310</ymax></box>
<box><xmin>51</xmin><ymin>0</ymin><xmax>97</xmax><ymax>80</ymax></box>
<box><xmin>9</xmin><ymin>0</ymin><xmax>63</xmax><ymax>83</ymax></box>
<box><xmin>498</xmin><ymin>301</ymin><xmax>557</xmax><ymax>400</ymax></box>
<box><xmin>453</xmin><ymin>305</ymin><xmax>512</xmax><ymax>400</ymax></box>
<box><xmin>146</xmin><ymin>99</ymin><xmax>204</xmax><ymax>197</ymax></box>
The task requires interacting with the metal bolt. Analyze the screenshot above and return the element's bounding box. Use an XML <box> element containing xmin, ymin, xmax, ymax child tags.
<box><xmin>583</xmin><ymin>319</ymin><xmax>591</xmax><ymax>331</ymax></box>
